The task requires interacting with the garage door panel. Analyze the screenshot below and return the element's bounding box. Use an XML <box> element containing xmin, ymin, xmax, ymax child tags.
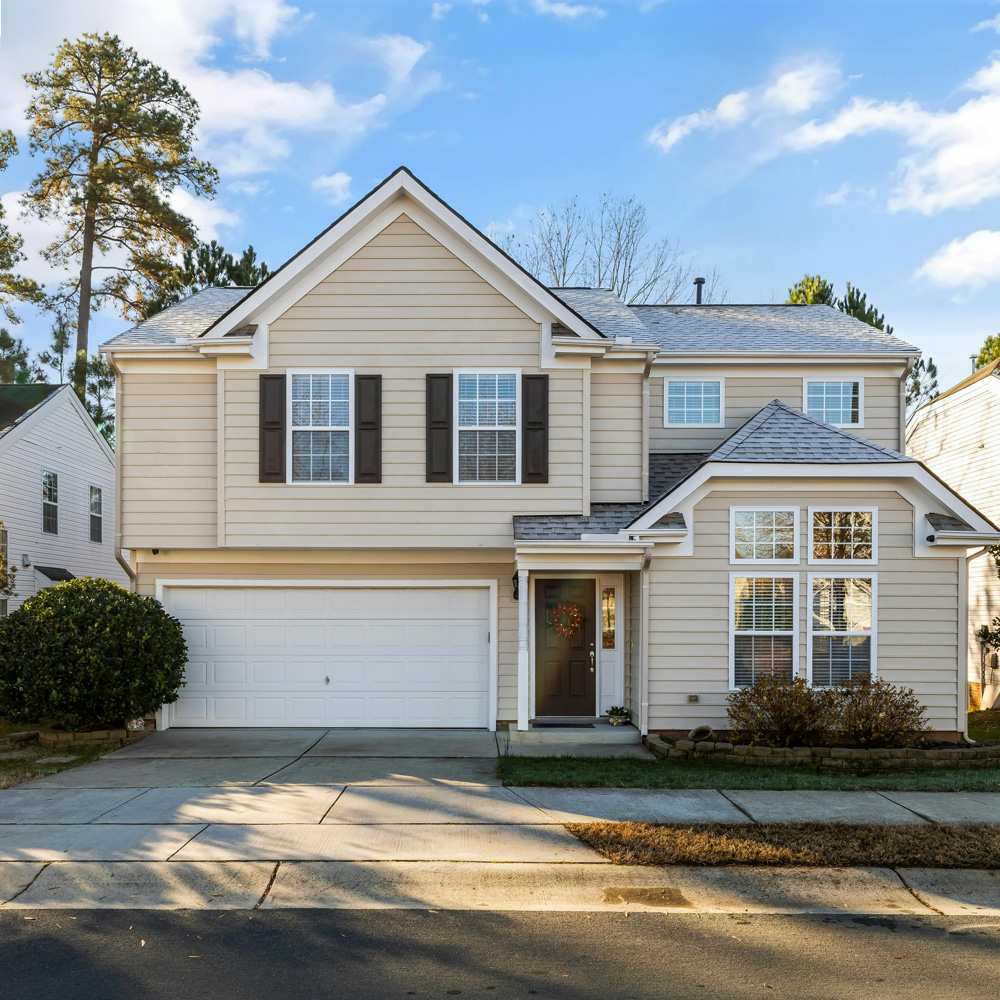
<box><xmin>164</xmin><ymin>586</ymin><xmax>490</xmax><ymax>728</ymax></box>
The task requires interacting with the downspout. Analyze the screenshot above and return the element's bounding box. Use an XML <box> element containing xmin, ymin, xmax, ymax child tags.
<box><xmin>109</xmin><ymin>357</ymin><xmax>135</xmax><ymax>589</ymax></box>
<box><xmin>640</xmin><ymin>545</ymin><xmax>652</xmax><ymax>736</ymax></box>
<box><xmin>961</xmin><ymin>548</ymin><xmax>982</xmax><ymax>743</ymax></box>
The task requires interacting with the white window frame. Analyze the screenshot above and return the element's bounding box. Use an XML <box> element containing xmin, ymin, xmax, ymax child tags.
<box><xmin>729</xmin><ymin>506</ymin><xmax>799</xmax><ymax>564</ymax></box>
<box><xmin>41</xmin><ymin>470</ymin><xmax>58</xmax><ymax>535</ymax></box>
<box><xmin>807</xmin><ymin>573</ymin><xmax>877</xmax><ymax>685</ymax></box>
<box><xmin>286</xmin><ymin>369</ymin><xmax>355</xmax><ymax>486</ymax></box>
<box><xmin>802</xmin><ymin>377</ymin><xmax>864</xmax><ymax>428</ymax></box>
<box><xmin>807</xmin><ymin>506</ymin><xmax>878</xmax><ymax>565</ymax></box>
<box><xmin>663</xmin><ymin>377</ymin><xmax>725</xmax><ymax>428</ymax></box>
<box><xmin>728</xmin><ymin>572</ymin><xmax>799</xmax><ymax>690</ymax></box>
<box><xmin>453</xmin><ymin>368</ymin><xmax>521</xmax><ymax>486</ymax></box>
<box><xmin>89</xmin><ymin>485</ymin><xmax>103</xmax><ymax>544</ymax></box>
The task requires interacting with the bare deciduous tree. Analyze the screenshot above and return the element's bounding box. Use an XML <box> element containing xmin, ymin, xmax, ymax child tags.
<box><xmin>493</xmin><ymin>192</ymin><xmax>724</xmax><ymax>304</ymax></box>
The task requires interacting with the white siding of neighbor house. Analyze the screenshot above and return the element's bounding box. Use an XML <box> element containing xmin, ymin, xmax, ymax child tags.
<box><xmin>590</xmin><ymin>366</ymin><xmax>644</xmax><ymax>502</ymax></box>
<box><xmin>907</xmin><ymin>378</ymin><xmax>1000</xmax><ymax>680</ymax></box>
<box><xmin>646</xmin><ymin>482</ymin><xmax>962</xmax><ymax>734</ymax></box>
<box><xmin>0</xmin><ymin>389</ymin><xmax>127</xmax><ymax>611</ymax></box>
<box><xmin>219</xmin><ymin>215</ymin><xmax>585</xmax><ymax>549</ymax></box>
<box><xmin>134</xmin><ymin>547</ymin><xmax>522</xmax><ymax>723</ymax></box>
<box><xmin>649</xmin><ymin>366</ymin><xmax>904</xmax><ymax>453</ymax></box>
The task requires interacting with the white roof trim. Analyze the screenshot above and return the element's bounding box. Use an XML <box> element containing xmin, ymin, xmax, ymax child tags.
<box><xmin>199</xmin><ymin>167</ymin><xmax>606</xmax><ymax>343</ymax></box>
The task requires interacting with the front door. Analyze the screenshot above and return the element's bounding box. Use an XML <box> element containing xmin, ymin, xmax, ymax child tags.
<box><xmin>534</xmin><ymin>578</ymin><xmax>597</xmax><ymax>717</ymax></box>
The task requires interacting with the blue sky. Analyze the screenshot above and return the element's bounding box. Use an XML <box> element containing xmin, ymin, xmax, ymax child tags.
<box><xmin>2</xmin><ymin>0</ymin><xmax>1000</xmax><ymax>388</ymax></box>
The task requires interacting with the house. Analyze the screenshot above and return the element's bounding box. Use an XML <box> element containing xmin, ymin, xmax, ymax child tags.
<box><xmin>101</xmin><ymin>167</ymin><xmax>999</xmax><ymax>739</ymax></box>
<box><xmin>0</xmin><ymin>383</ymin><xmax>129</xmax><ymax>617</ymax></box>
<box><xmin>906</xmin><ymin>358</ymin><xmax>1000</xmax><ymax>706</ymax></box>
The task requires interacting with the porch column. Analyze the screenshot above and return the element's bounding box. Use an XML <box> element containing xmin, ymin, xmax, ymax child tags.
<box><xmin>516</xmin><ymin>568</ymin><xmax>530</xmax><ymax>731</ymax></box>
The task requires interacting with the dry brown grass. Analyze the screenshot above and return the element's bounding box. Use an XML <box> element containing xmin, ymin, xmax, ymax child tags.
<box><xmin>568</xmin><ymin>821</ymin><xmax>1000</xmax><ymax>868</ymax></box>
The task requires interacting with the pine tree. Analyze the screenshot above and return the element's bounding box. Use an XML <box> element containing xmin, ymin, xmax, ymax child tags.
<box><xmin>22</xmin><ymin>33</ymin><xmax>217</xmax><ymax>393</ymax></box>
<box><xmin>0</xmin><ymin>328</ymin><xmax>43</xmax><ymax>384</ymax></box>
<box><xmin>786</xmin><ymin>275</ymin><xmax>835</xmax><ymax>305</ymax></box>
<box><xmin>36</xmin><ymin>310</ymin><xmax>74</xmax><ymax>382</ymax></box>
<box><xmin>906</xmin><ymin>357</ymin><xmax>939</xmax><ymax>411</ymax></box>
<box><xmin>0</xmin><ymin>131</ymin><xmax>44</xmax><ymax>324</ymax></box>
<box><xmin>837</xmin><ymin>282</ymin><xmax>893</xmax><ymax>335</ymax></box>
<box><xmin>975</xmin><ymin>334</ymin><xmax>1000</xmax><ymax>369</ymax></box>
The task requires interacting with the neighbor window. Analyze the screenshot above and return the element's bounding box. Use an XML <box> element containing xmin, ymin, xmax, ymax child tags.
<box><xmin>89</xmin><ymin>486</ymin><xmax>103</xmax><ymax>544</ymax></box>
<box><xmin>665</xmin><ymin>380</ymin><xmax>722</xmax><ymax>426</ymax></box>
<box><xmin>42</xmin><ymin>471</ymin><xmax>58</xmax><ymax>534</ymax></box>
<box><xmin>810</xmin><ymin>508</ymin><xmax>876</xmax><ymax>562</ymax></box>
<box><xmin>732</xmin><ymin>508</ymin><xmax>797</xmax><ymax>562</ymax></box>
<box><xmin>457</xmin><ymin>372</ymin><xmax>518</xmax><ymax>483</ymax></box>
<box><xmin>731</xmin><ymin>576</ymin><xmax>796</xmax><ymax>687</ymax></box>
<box><xmin>809</xmin><ymin>576</ymin><xmax>875</xmax><ymax>686</ymax></box>
<box><xmin>804</xmin><ymin>380</ymin><xmax>861</xmax><ymax>426</ymax></box>
<box><xmin>289</xmin><ymin>372</ymin><xmax>352</xmax><ymax>484</ymax></box>
<box><xmin>601</xmin><ymin>586</ymin><xmax>616</xmax><ymax>650</ymax></box>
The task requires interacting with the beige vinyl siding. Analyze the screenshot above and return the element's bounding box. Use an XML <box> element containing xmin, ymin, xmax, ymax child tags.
<box><xmin>119</xmin><ymin>370</ymin><xmax>218</xmax><ymax>549</ymax></box>
<box><xmin>650</xmin><ymin>367</ymin><xmax>902</xmax><ymax>453</ymax></box>
<box><xmin>646</xmin><ymin>483</ymin><xmax>961</xmax><ymax>733</ymax></box>
<box><xmin>134</xmin><ymin>546</ymin><xmax>520</xmax><ymax>723</ymax></box>
<box><xmin>907</xmin><ymin>380</ymin><xmax>1000</xmax><ymax>521</ymax></box>
<box><xmin>223</xmin><ymin>215</ymin><xmax>584</xmax><ymax>548</ymax></box>
<box><xmin>590</xmin><ymin>367</ymin><xmax>644</xmax><ymax>502</ymax></box>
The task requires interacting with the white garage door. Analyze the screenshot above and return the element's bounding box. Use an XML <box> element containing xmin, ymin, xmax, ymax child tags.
<box><xmin>161</xmin><ymin>585</ymin><xmax>491</xmax><ymax>728</ymax></box>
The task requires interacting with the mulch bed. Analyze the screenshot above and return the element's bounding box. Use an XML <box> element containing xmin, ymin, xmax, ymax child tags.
<box><xmin>568</xmin><ymin>822</ymin><xmax>1000</xmax><ymax>868</ymax></box>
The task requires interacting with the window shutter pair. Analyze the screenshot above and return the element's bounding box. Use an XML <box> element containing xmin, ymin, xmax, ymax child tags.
<box><xmin>424</xmin><ymin>373</ymin><xmax>549</xmax><ymax>484</ymax></box>
<box><xmin>258</xmin><ymin>374</ymin><xmax>381</xmax><ymax>483</ymax></box>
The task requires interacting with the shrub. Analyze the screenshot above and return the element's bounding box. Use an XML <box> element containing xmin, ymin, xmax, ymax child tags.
<box><xmin>0</xmin><ymin>578</ymin><xmax>186</xmax><ymax>731</ymax></box>
<box><xmin>834</xmin><ymin>675</ymin><xmax>930</xmax><ymax>749</ymax></box>
<box><xmin>726</xmin><ymin>675</ymin><xmax>838</xmax><ymax>748</ymax></box>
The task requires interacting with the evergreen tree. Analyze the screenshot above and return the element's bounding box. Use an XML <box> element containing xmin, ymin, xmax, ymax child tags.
<box><xmin>786</xmin><ymin>274</ymin><xmax>835</xmax><ymax>306</ymax></box>
<box><xmin>36</xmin><ymin>310</ymin><xmax>74</xmax><ymax>382</ymax></box>
<box><xmin>975</xmin><ymin>334</ymin><xmax>1000</xmax><ymax>369</ymax></box>
<box><xmin>0</xmin><ymin>131</ymin><xmax>44</xmax><ymax>324</ymax></box>
<box><xmin>906</xmin><ymin>357</ymin><xmax>939</xmax><ymax>411</ymax></box>
<box><xmin>837</xmin><ymin>282</ymin><xmax>893</xmax><ymax>335</ymax></box>
<box><xmin>22</xmin><ymin>33</ymin><xmax>217</xmax><ymax>393</ymax></box>
<box><xmin>0</xmin><ymin>328</ymin><xmax>43</xmax><ymax>384</ymax></box>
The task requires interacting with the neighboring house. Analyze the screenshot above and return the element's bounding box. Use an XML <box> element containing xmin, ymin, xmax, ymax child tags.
<box><xmin>0</xmin><ymin>384</ymin><xmax>129</xmax><ymax>616</ymax></box>
<box><xmin>906</xmin><ymin>359</ymin><xmax>1000</xmax><ymax>702</ymax></box>
<box><xmin>101</xmin><ymin>167</ymin><xmax>999</xmax><ymax>738</ymax></box>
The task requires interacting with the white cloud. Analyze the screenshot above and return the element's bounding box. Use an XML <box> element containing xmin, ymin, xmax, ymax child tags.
<box><xmin>311</xmin><ymin>172</ymin><xmax>352</xmax><ymax>205</ymax></box>
<box><xmin>782</xmin><ymin>56</ymin><xmax>1000</xmax><ymax>214</ymax></box>
<box><xmin>168</xmin><ymin>188</ymin><xmax>240</xmax><ymax>241</ymax></box>
<box><xmin>647</xmin><ymin>57</ymin><xmax>840</xmax><ymax>153</ymax></box>
<box><xmin>530</xmin><ymin>0</ymin><xmax>605</xmax><ymax>19</ymax></box>
<box><xmin>821</xmin><ymin>182</ymin><xmax>850</xmax><ymax>206</ymax></box>
<box><xmin>973</xmin><ymin>12</ymin><xmax>1000</xmax><ymax>32</ymax></box>
<box><xmin>916</xmin><ymin>230</ymin><xmax>1000</xmax><ymax>290</ymax></box>
<box><xmin>431</xmin><ymin>2</ymin><xmax>453</xmax><ymax>18</ymax></box>
<box><xmin>0</xmin><ymin>1</ymin><xmax>440</xmax><ymax>177</ymax></box>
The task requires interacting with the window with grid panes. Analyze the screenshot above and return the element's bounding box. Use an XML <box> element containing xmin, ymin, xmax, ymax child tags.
<box><xmin>457</xmin><ymin>373</ymin><xmax>517</xmax><ymax>482</ymax></box>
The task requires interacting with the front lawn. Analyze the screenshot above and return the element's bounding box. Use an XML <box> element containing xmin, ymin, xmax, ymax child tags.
<box><xmin>569</xmin><ymin>821</ymin><xmax>1000</xmax><ymax>867</ymax></box>
<box><xmin>0</xmin><ymin>741</ymin><xmax>107</xmax><ymax>790</ymax></box>
<box><xmin>969</xmin><ymin>708</ymin><xmax>1000</xmax><ymax>743</ymax></box>
<box><xmin>498</xmin><ymin>754</ymin><xmax>1000</xmax><ymax>791</ymax></box>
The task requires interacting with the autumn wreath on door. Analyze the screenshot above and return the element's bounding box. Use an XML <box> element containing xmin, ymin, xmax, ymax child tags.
<box><xmin>546</xmin><ymin>601</ymin><xmax>585</xmax><ymax>639</ymax></box>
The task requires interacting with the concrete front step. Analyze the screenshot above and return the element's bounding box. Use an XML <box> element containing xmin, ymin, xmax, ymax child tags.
<box><xmin>506</xmin><ymin>723</ymin><xmax>640</xmax><ymax>745</ymax></box>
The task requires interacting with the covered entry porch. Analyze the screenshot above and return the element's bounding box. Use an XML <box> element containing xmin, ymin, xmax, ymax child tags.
<box><xmin>513</xmin><ymin>542</ymin><xmax>650</xmax><ymax>734</ymax></box>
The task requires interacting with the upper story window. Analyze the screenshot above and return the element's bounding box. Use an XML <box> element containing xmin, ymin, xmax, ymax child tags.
<box><xmin>665</xmin><ymin>379</ymin><xmax>723</xmax><ymax>427</ymax></box>
<box><xmin>456</xmin><ymin>372</ymin><xmax>518</xmax><ymax>483</ymax></box>
<box><xmin>809</xmin><ymin>508</ymin><xmax>876</xmax><ymax>563</ymax></box>
<box><xmin>804</xmin><ymin>379</ymin><xmax>861</xmax><ymax>426</ymax></box>
<box><xmin>731</xmin><ymin>507</ymin><xmax>797</xmax><ymax>562</ymax></box>
<box><xmin>89</xmin><ymin>486</ymin><xmax>103</xmax><ymax>544</ymax></box>
<box><xmin>42</xmin><ymin>471</ymin><xmax>58</xmax><ymax>535</ymax></box>
<box><xmin>731</xmin><ymin>574</ymin><xmax>797</xmax><ymax>688</ymax></box>
<box><xmin>289</xmin><ymin>371</ymin><xmax>353</xmax><ymax>484</ymax></box>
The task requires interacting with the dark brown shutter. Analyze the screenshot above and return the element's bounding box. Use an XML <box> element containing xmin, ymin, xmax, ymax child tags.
<box><xmin>425</xmin><ymin>373</ymin><xmax>453</xmax><ymax>482</ymax></box>
<box><xmin>522</xmin><ymin>374</ymin><xmax>549</xmax><ymax>484</ymax></box>
<box><xmin>355</xmin><ymin>374</ymin><xmax>382</xmax><ymax>484</ymax></box>
<box><xmin>259</xmin><ymin>373</ymin><xmax>286</xmax><ymax>483</ymax></box>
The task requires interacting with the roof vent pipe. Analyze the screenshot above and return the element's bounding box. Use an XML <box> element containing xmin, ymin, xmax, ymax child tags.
<box><xmin>693</xmin><ymin>277</ymin><xmax>705</xmax><ymax>305</ymax></box>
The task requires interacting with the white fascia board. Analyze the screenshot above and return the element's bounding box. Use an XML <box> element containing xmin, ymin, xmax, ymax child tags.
<box><xmin>101</xmin><ymin>342</ymin><xmax>197</xmax><ymax>359</ymax></box>
<box><xmin>651</xmin><ymin>352</ymin><xmax>915</xmax><ymax>366</ymax></box>
<box><xmin>198</xmin><ymin>169</ymin><xmax>606</xmax><ymax>343</ymax></box>
<box><xmin>930</xmin><ymin>530</ymin><xmax>1000</xmax><ymax>544</ymax></box>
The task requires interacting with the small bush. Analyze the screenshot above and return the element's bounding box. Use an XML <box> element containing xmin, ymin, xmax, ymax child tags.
<box><xmin>0</xmin><ymin>578</ymin><xmax>186</xmax><ymax>731</ymax></box>
<box><xmin>834</xmin><ymin>675</ymin><xmax>930</xmax><ymax>749</ymax></box>
<box><xmin>727</xmin><ymin>675</ymin><xmax>838</xmax><ymax>748</ymax></box>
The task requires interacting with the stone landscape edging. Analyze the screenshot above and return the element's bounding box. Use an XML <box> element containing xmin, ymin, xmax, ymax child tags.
<box><xmin>645</xmin><ymin>736</ymin><xmax>1000</xmax><ymax>772</ymax></box>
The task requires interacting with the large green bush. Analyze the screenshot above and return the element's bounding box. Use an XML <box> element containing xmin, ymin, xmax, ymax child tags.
<box><xmin>0</xmin><ymin>578</ymin><xmax>186</xmax><ymax>731</ymax></box>
<box><xmin>726</xmin><ymin>674</ymin><xmax>931</xmax><ymax>749</ymax></box>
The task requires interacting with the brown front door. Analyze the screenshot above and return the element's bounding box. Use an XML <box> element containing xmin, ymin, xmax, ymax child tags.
<box><xmin>534</xmin><ymin>578</ymin><xmax>597</xmax><ymax>717</ymax></box>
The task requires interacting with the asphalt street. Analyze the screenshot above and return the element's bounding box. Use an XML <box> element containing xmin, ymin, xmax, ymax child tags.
<box><xmin>1</xmin><ymin>910</ymin><xmax>997</xmax><ymax>999</ymax></box>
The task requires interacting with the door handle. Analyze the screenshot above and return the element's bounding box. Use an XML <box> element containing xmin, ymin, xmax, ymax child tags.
<box><xmin>589</xmin><ymin>650</ymin><xmax>595</xmax><ymax>673</ymax></box>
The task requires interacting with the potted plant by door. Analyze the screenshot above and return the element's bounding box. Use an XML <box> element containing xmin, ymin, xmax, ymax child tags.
<box><xmin>607</xmin><ymin>706</ymin><xmax>629</xmax><ymax>726</ymax></box>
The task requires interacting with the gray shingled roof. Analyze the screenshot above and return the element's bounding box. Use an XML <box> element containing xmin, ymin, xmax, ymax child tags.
<box><xmin>649</xmin><ymin>452</ymin><xmax>708</xmax><ymax>497</ymax></box>
<box><xmin>514</xmin><ymin>503</ymin><xmax>648</xmax><ymax>540</ymax></box>
<box><xmin>926</xmin><ymin>512</ymin><xmax>974</xmax><ymax>533</ymax></box>
<box><xmin>709</xmin><ymin>400</ymin><xmax>914</xmax><ymax>465</ymax></box>
<box><xmin>549</xmin><ymin>288</ymin><xmax>659</xmax><ymax>344</ymax></box>
<box><xmin>631</xmin><ymin>304</ymin><xmax>918</xmax><ymax>354</ymax></box>
<box><xmin>0</xmin><ymin>384</ymin><xmax>62</xmax><ymax>438</ymax></box>
<box><xmin>101</xmin><ymin>287</ymin><xmax>253</xmax><ymax>348</ymax></box>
